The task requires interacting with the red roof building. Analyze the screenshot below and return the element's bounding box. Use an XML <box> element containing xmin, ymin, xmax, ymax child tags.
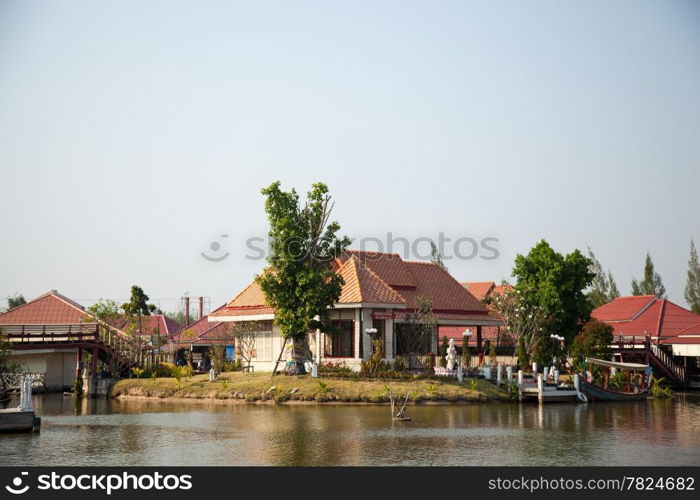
<box><xmin>211</xmin><ymin>251</ymin><xmax>502</xmax><ymax>371</ymax></box>
<box><xmin>0</xmin><ymin>290</ymin><xmax>91</xmax><ymax>325</ymax></box>
<box><xmin>592</xmin><ymin>295</ymin><xmax>700</xmax><ymax>340</ymax></box>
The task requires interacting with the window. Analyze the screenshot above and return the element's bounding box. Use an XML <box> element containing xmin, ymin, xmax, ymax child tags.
<box><xmin>324</xmin><ymin>320</ymin><xmax>354</xmax><ymax>357</ymax></box>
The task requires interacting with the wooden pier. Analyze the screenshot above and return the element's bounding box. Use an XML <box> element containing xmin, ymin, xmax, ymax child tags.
<box><xmin>0</xmin><ymin>408</ymin><xmax>40</xmax><ymax>433</ymax></box>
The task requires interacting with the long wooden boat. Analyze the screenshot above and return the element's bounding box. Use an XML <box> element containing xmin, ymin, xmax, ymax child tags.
<box><xmin>580</xmin><ymin>381</ymin><xmax>648</xmax><ymax>401</ymax></box>
<box><xmin>579</xmin><ymin>357</ymin><xmax>651</xmax><ymax>402</ymax></box>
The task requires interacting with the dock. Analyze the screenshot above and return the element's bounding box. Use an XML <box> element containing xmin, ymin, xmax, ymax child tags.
<box><xmin>518</xmin><ymin>371</ymin><xmax>585</xmax><ymax>404</ymax></box>
<box><xmin>0</xmin><ymin>375</ymin><xmax>41</xmax><ymax>433</ymax></box>
<box><xmin>0</xmin><ymin>408</ymin><xmax>40</xmax><ymax>433</ymax></box>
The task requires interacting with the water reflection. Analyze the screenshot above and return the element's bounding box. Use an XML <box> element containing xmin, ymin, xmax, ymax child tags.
<box><xmin>1</xmin><ymin>394</ymin><xmax>699</xmax><ymax>466</ymax></box>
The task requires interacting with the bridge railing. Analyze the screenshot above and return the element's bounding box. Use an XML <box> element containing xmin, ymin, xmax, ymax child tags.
<box><xmin>2</xmin><ymin>324</ymin><xmax>100</xmax><ymax>343</ymax></box>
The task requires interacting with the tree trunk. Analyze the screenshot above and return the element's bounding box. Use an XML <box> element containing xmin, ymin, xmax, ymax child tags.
<box><xmin>284</xmin><ymin>335</ymin><xmax>309</xmax><ymax>376</ymax></box>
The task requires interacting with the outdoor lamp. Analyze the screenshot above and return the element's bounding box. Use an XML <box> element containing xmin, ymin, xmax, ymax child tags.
<box><xmin>365</xmin><ymin>327</ymin><xmax>378</xmax><ymax>336</ymax></box>
<box><xmin>463</xmin><ymin>329</ymin><xmax>473</xmax><ymax>338</ymax></box>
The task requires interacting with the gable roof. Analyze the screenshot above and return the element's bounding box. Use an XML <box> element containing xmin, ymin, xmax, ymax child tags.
<box><xmin>106</xmin><ymin>314</ymin><xmax>183</xmax><ymax>337</ymax></box>
<box><xmin>460</xmin><ymin>281</ymin><xmax>495</xmax><ymax>301</ymax></box>
<box><xmin>0</xmin><ymin>290</ymin><xmax>91</xmax><ymax>325</ymax></box>
<box><xmin>336</xmin><ymin>255</ymin><xmax>405</xmax><ymax>305</ymax></box>
<box><xmin>591</xmin><ymin>295</ymin><xmax>657</xmax><ymax>322</ymax></box>
<box><xmin>169</xmin><ymin>305</ymin><xmax>230</xmax><ymax>345</ymax></box>
<box><xmin>211</xmin><ymin>250</ymin><xmax>490</xmax><ymax>321</ymax></box>
<box><xmin>592</xmin><ymin>296</ymin><xmax>700</xmax><ymax>338</ymax></box>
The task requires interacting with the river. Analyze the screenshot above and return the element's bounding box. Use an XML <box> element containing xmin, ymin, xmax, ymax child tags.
<box><xmin>2</xmin><ymin>393</ymin><xmax>699</xmax><ymax>466</ymax></box>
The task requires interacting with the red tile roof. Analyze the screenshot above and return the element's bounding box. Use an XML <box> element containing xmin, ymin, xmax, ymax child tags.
<box><xmin>212</xmin><ymin>250</ymin><xmax>496</xmax><ymax>322</ymax></box>
<box><xmin>0</xmin><ymin>291</ymin><xmax>91</xmax><ymax>325</ymax></box>
<box><xmin>169</xmin><ymin>305</ymin><xmax>232</xmax><ymax>345</ymax></box>
<box><xmin>106</xmin><ymin>314</ymin><xmax>183</xmax><ymax>337</ymax></box>
<box><xmin>592</xmin><ymin>296</ymin><xmax>700</xmax><ymax>338</ymax></box>
<box><xmin>660</xmin><ymin>335</ymin><xmax>700</xmax><ymax>345</ymax></box>
<box><xmin>591</xmin><ymin>295</ymin><xmax>656</xmax><ymax>322</ymax></box>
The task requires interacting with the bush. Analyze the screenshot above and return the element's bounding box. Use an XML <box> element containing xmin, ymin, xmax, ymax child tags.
<box><xmin>318</xmin><ymin>361</ymin><xmax>352</xmax><ymax>375</ymax></box>
<box><xmin>650</xmin><ymin>376</ymin><xmax>672</xmax><ymax>398</ymax></box>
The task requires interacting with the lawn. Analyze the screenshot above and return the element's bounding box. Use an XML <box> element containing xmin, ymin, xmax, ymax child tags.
<box><xmin>111</xmin><ymin>371</ymin><xmax>510</xmax><ymax>403</ymax></box>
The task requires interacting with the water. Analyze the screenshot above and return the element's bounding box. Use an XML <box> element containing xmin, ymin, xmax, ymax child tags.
<box><xmin>2</xmin><ymin>394</ymin><xmax>700</xmax><ymax>466</ymax></box>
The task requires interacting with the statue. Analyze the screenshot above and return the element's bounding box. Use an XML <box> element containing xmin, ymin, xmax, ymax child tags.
<box><xmin>445</xmin><ymin>339</ymin><xmax>458</xmax><ymax>371</ymax></box>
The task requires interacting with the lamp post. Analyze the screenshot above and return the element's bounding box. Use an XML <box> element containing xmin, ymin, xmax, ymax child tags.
<box><xmin>365</xmin><ymin>327</ymin><xmax>378</xmax><ymax>356</ymax></box>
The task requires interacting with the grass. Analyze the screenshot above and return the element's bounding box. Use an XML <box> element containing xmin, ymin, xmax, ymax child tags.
<box><xmin>111</xmin><ymin>371</ymin><xmax>509</xmax><ymax>403</ymax></box>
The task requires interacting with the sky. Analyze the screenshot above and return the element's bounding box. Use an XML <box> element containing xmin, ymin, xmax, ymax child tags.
<box><xmin>1</xmin><ymin>0</ymin><xmax>699</xmax><ymax>315</ymax></box>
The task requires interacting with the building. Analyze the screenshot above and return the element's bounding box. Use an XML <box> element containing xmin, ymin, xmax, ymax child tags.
<box><xmin>0</xmin><ymin>290</ymin><xmax>180</xmax><ymax>391</ymax></box>
<box><xmin>209</xmin><ymin>250</ymin><xmax>502</xmax><ymax>372</ymax></box>
<box><xmin>592</xmin><ymin>295</ymin><xmax>700</xmax><ymax>386</ymax></box>
<box><xmin>439</xmin><ymin>281</ymin><xmax>510</xmax><ymax>353</ymax></box>
<box><xmin>168</xmin><ymin>306</ymin><xmax>232</xmax><ymax>369</ymax></box>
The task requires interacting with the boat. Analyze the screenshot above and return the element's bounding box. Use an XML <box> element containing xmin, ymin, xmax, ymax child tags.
<box><xmin>579</xmin><ymin>357</ymin><xmax>651</xmax><ymax>402</ymax></box>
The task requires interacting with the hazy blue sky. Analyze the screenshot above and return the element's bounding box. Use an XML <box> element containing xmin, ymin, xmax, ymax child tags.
<box><xmin>1</xmin><ymin>0</ymin><xmax>699</xmax><ymax>314</ymax></box>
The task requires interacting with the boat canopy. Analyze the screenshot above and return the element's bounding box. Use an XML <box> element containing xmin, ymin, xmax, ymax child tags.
<box><xmin>585</xmin><ymin>357</ymin><xmax>649</xmax><ymax>371</ymax></box>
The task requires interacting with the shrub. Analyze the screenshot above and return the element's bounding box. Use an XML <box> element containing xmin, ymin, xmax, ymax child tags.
<box><xmin>650</xmin><ymin>376</ymin><xmax>672</xmax><ymax>398</ymax></box>
<box><xmin>131</xmin><ymin>367</ymin><xmax>145</xmax><ymax>379</ymax></box>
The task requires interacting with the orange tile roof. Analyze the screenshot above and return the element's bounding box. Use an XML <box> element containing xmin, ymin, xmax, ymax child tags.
<box><xmin>212</xmin><ymin>250</ymin><xmax>491</xmax><ymax>319</ymax></box>
<box><xmin>0</xmin><ymin>291</ymin><xmax>91</xmax><ymax>325</ymax></box>
<box><xmin>460</xmin><ymin>281</ymin><xmax>495</xmax><ymax>301</ymax></box>
<box><xmin>336</xmin><ymin>256</ymin><xmax>405</xmax><ymax>305</ymax></box>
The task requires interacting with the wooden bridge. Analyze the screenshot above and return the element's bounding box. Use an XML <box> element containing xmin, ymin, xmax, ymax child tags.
<box><xmin>3</xmin><ymin>323</ymin><xmax>169</xmax><ymax>379</ymax></box>
<box><xmin>610</xmin><ymin>335</ymin><xmax>686</xmax><ymax>386</ymax></box>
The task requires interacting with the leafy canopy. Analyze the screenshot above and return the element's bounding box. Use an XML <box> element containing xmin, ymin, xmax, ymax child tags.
<box><xmin>685</xmin><ymin>240</ymin><xmax>700</xmax><ymax>314</ymax></box>
<box><xmin>512</xmin><ymin>240</ymin><xmax>594</xmax><ymax>351</ymax></box>
<box><xmin>586</xmin><ymin>247</ymin><xmax>620</xmax><ymax>308</ymax></box>
<box><xmin>122</xmin><ymin>285</ymin><xmax>159</xmax><ymax>316</ymax></box>
<box><xmin>256</xmin><ymin>182</ymin><xmax>351</xmax><ymax>340</ymax></box>
<box><xmin>631</xmin><ymin>252</ymin><xmax>666</xmax><ymax>299</ymax></box>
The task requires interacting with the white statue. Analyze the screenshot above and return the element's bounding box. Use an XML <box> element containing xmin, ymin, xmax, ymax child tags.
<box><xmin>445</xmin><ymin>339</ymin><xmax>457</xmax><ymax>371</ymax></box>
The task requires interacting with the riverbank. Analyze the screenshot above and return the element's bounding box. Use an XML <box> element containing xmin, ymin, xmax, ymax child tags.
<box><xmin>110</xmin><ymin>372</ymin><xmax>510</xmax><ymax>403</ymax></box>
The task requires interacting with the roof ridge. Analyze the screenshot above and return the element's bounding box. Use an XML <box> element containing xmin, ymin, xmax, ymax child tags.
<box><xmin>676</xmin><ymin>321</ymin><xmax>700</xmax><ymax>336</ymax></box>
<box><xmin>354</xmin><ymin>257</ymin><xmax>406</xmax><ymax>304</ymax></box>
<box><xmin>630</xmin><ymin>296</ymin><xmax>659</xmax><ymax>321</ymax></box>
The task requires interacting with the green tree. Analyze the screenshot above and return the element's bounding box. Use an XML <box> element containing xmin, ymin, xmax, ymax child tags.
<box><xmin>685</xmin><ymin>240</ymin><xmax>700</xmax><ymax>314</ymax></box>
<box><xmin>6</xmin><ymin>293</ymin><xmax>26</xmax><ymax>311</ymax></box>
<box><xmin>571</xmin><ymin>319</ymin><xmax>614</xmax><ymax>360</ymax></box>
<box><xmin>256</xmin><ymin>182</ymin><xmax>351</xmax><ymax>375</ymax></box>
<box><xmin>587</xmin><ymin>247</ymin><xmax>619</xmax><ymax>308</ymax></box>
<box><xmin>631</xmin><ymin>253</ymin><xmax>666</xmax><ymax>298</ymax></box>
<box><xmin>512</xmin><ymin>240</ymin><xmax>594</xmax><ymax>364</ymax></box>
<box><xmin>122</xmin><ymin>285</ymin><xmax>158</xmax><ymax>316</ymax></box>
<box><xmin>0</xmin><ymin>328</ymin><xmax>23</xmax><ymax>393</ymax></box>
<box><xmin>608</xmin><ymin>271</ymin><xmax>620</xmax><ymax>301</ymax></box>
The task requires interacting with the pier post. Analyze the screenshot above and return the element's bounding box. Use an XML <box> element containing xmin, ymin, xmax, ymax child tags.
<box><xmin>496</xmin><ymin>363</ymin><xmax>503</xmax><ymax>385</ymax></box>
<box><xmin>457</xmin><ymin>363</ymin><xmax>463</xmax><ymax>382</ymax></box>
<box><xmin>517</xmin><ymin>370</ymin><xmax>523</xmax><ymax>401</ymax></box>
<box><xmin>18</xmin><ymin>376</ymin><xmax>33</xmax><ymax>411</ymax></box>
<box><xmin>553</xmin><ymin>369</ymin><xmax>559</xmax><ymax>385</ymax></box>
<box><xmin>537</xmin><ymin>374</ymin><xmax>544</xmax><ymax>404</ymax></box>
<box><xmin>532</xmin><ymin>362</ymin><xmax>538</xmax><ymax>374</ymax></box>
<box><xmin>543</xmin><ymin>366</ymin><xmax>549</xmax><ymax>381</ymax></box>
<box><xmin>506</xmin><ymin>365</ymin><xmax>513</xmax><ymax>383</ymax></box>
<box><xmin>574</xmin><ymin>373</ymin><xmax>581</xmax><ymax>397</ymax></box>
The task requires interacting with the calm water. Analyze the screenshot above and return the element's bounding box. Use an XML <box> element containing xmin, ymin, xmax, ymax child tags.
<box><xmin>1</xmin><ymin>393</ymin><xmax>700</xmax><ymax>466</ymax></box>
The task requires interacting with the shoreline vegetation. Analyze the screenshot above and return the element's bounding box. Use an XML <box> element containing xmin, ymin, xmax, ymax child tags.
<box><xmin>110</xmin><ymin>372</ymin><xmax>510</xmax><ymax>404</ymax></box>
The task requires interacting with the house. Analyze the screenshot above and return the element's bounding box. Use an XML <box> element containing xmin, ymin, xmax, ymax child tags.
<box><xmin>209</xmin><ymin>250</ymin><xmax>503</xmax><ymax>372</ymax></box>
<box><xmin>592</xmin><ymin>295</ymin><xmax>700</xmax><ymax>386</ymax></box>
<box><xmin>0</xmin><ymin>290</ymin><xmax>181</xmax><ymax>390</ymax></box>
<box><xmin>168</xmin><ymin>305</ymin><xmax>233</xmax><ymax>369</ymax></box>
